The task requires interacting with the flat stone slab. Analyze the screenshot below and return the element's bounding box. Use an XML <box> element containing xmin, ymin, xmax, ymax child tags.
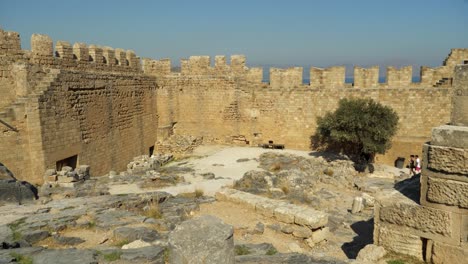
<box><xmin>216</xmin><ymin>189</ymin><xmax>328</xmax><ymax>228</ymax></box>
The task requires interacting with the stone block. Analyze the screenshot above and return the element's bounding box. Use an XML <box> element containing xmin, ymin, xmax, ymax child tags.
<box><xmin>356</xmin><ymin>244</ymin><xmax>387</xmax><ymax>263</ymax></box>
<box><xmin>431</xmin><ymin>125</ymin><xmax>468</xmax><ymax>149</ymax></box>
<box><xmin>168</xmin><ymin>215</ymin><xmax>234</xmax><ymax>264</ymax></box>
<box><xmin>427</xmin><ymin>176</ymin><xmax>468</xmax><ymax>208</ymax></box>
<box><xmin>273</xmin><ymin>205</ymin><xmax>297</xmax><ymax>224</ymax></box>
<box><xmin>432</xmin><ymin>241</ymin><xmax>468</xmax><ymax>264</ymax></box>
<box><xmin>379</xmin><ymin>202</ymin><xmax>453</xmax><ymax>237</ymax></box>
<box><xmin>294</xmin><ymin>208</ymin><xmax>328</xmax><ymax>229</ymax></box>
<box><xmin>255</xmin><ymin>200</ymin><xmax>276</xmax><ymax>218</ymax></box>
<box><xmin>377</xmin><ymin>226</ymin><xmax>423</xmax><ymax>260</ymax></box>
<box><xmin>427</xmin><ymin>145</ymin><xmax>467</xmax><ymax>175</ymax></box>
<box><xmin>311</xmin><ymin>227</ymin><xmax>330</xmax><ymax>244</ymax></box>
<box><xmin>292</xmin><ymin>225</ymin><xmax>312</xmax><ymax>238</ymax></box>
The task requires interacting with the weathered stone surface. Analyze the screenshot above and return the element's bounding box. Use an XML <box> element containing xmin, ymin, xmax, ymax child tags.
<box><xmin>33</xmin><ymin>249</ymin><xmax>98</xmax><ymax>264</ymax></box>
<box><xmin>356</xmin><ymin>244</ymin><xmax>386</xmax><ymax>263</ymax></box>
<box><xmin>274</xmin><ymin>205</ymin><xmax>297</xmax><ymax>224</ymax></box>
<box><xmin>427</xmin><ymin>145</ymin><xmax>467</xmax><ymax>175</ymax></box>
<box><xmin>168</xmin><ymin>215</ymin><xmax>234</xmax><ymax>264</ymax></box>
<box><xmin>427</xmin><ymin>176</ymin><xmax>468</xmax><ymax>208</ymax></box>
<box><xmin>292</xmin><ymin>225</ymin><xmax>313</xmax><ymax>238</ymax></box>
<box><xmin>113</xmin><ymin>226</ymin><xmax>160</xmax><ymax>242</ymax></box>
<box><xmin>451</xmin><ymin>64</ymin><xmax>468</xmax><ymax>126</ymax></box>
<box><xmin>376</xmin><ymin>226</ymin><xmax>423</xmax><ymax>260</ymax></box>
<box><xmin>121</xmin><ymin>245</ymin><xmax>165</xmax><ymax>263</ymax></box>
<box><xmin>121</xmin><ymin>239</ymin><xmax>152</xmax><ymax>249</ymax></box>
<box><xmin>236</xmin><ymin>252</ymin><xmax>347</xmax><ymax>264</ymax></box>
<box><xmin>379</xmin><ymin>202</ymin><xmax>452</xmax><ymax>236</ymax></box>
<box><xmin>311</xmin><ymin>227</ymin><xmax>330</xmax><ymax>244</ymax></box>
<box><xmin>294</xmin><ymin>208</ymin><xmax>328</xmax><ymax>229</ymax></box>
<box><xmin>0</xmin><ymin>180</ymin><xmax>38</xmax><ymax>204</ymax></box>
<box><xmin>52</xmin><ymin>235</ymin><xmax>85</xmax><ymax>246</ymax></box>
<box><xmin>431</xmin><ymin>125</ymin><xmax>468</xmax><ymax>149</ymax></box>
<box><xmin>432</xmin><ymin>241</ymin><xmax>468</xmax><ymax>264</ymax></box>
<box><xmin>22</xmin><ymin>230</ymin><xmax>49</xmax><ymax>244</ymax></box>
<box><xmin>351</xmin><ymin>196</ymin><xmax>364</xmax><ymax>213</ymax></box>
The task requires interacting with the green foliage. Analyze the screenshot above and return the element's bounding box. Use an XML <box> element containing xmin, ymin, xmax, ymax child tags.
<box><xmin>234</xmin><ymin>245</ymin><xmax>251</xmax><ymax>256</ymax></box>
<box><xmin>10</xmin><ymin>252</ymin><xmax>33</xmax><ymax>264</ymax></box>
<box><xmin>266</xmin><ymin>248</ymin><xmax>278</xmax><ymax>255</ymax></box>
<box><xmin>315</xmin><ymin>98</ymin><xmax>399</xmax><ymax>162</ymax></box>
<box><xmin>103</xmin><ymin>251</ymin><xmax>122</xmax><ymax>261</ymax></box>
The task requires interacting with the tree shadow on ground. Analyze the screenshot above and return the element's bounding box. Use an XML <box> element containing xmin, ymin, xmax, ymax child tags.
<box><xmin>394</xmin><ymin>174</ymin><xmax>421</xmax><ymax>204</ymax></box>
<box><xmin>341</xmin><ymin>218</ymin><xmax>374</xmax><ymax>259</ymax></box>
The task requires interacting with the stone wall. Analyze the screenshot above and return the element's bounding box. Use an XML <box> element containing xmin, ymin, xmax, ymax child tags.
<box><xmin>1</xmin><ymin>26</ymin><xmax>467</xmax><ymax>183</ymax></box>
<box><xmin>0</xmin><ymin>29</ymin><xmax>158</xmax><ymax>183</ymax></box>
<box><xmin>374</xmin><ymin>65</ymin><xmax>468</xmax><ymax>263</ymax></box>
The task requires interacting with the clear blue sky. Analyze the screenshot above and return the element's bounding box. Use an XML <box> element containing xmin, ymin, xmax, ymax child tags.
<box><xmin>1</xmin><ymin>0</ymin><xmax>467</xmax><ymax>76</ymax></box>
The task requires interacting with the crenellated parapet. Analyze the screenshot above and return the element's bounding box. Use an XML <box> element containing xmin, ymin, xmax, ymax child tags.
<box><xmin>171</xmin><ymin>54</ymin><xmax>263</xmax><ymax>83</ymax></box>
<box><xmin>18</xmin><ymin>32</ymin><xmax>142</xmax><ymax>72</ymax></box>
<box><xmin>354</xmin><ymin>66</ymin><xmax>379</xmax><ymax>88</ymax></box>
<box><xmin>310</xmin><ymin>66</ymin><xmax>345</xmax><ymax>88</ymax></box>
<box><xmin>270</xmin><ymin>67</ymin><xmax>303</xmax><ymax>89</ymax></box>
<box><xmin>386</xmin><ymin>66</ymin><xmax>412</xmax><ymax>87</ymax></box>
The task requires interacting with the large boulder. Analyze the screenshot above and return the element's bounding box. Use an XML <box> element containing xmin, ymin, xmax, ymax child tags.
<box><xmin>0</xmin><ymin>179</ymin><xmax>38</xmax><ymax>204</ymax></box>
<box><xmin>168</xmin><ymin>215</ymin><xmax>234</xmax><ymax>264</ymax></box>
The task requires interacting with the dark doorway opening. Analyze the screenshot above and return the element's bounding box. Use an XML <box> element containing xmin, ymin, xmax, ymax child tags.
<box><xmin>464</xmin><ymin>60</ymin><xmax>468</xmax><ymax>64</ymax></box>
<box><xmin>56</xmin><ymin>155</ymin><xmax>78</xmax><ymax>171</ymax></box>
<box><xmin>149</xmin><ymin>146</ymin><xmax>155</xmax><ymax>157</ymax></box>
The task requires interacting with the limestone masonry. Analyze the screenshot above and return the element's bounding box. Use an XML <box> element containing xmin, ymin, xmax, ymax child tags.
<box><xmin>1</xmin><ymin>27</ymin><xmax>467</xmax><ymax>183</ymax></box>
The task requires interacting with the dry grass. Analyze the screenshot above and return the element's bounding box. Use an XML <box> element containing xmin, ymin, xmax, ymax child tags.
<box><xmin>269</xmin><ymin>162</ymin><xmax>282</xmax><ymax>172</ymax></box>
<box><xmin>194</xmin><ymin>188</ymin><xmax>204</xmax><ymax>198</ymax></box>
<box><xmin>144</xmin><ymin>199</ymin><xmax>162</xmax><ymax>219</ymax></box>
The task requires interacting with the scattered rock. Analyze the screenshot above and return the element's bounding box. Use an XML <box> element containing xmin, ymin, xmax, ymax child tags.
<box><xmin>113</xmin><ymin>227</ymin><xmax>160</xmax><ymax>242</ymax></box>
<box><xmin>121</xmin><ymin>239</ymin><xmax>152</xmax><ymax>249</ymax></box>
<box><xmin>33</xmin><ymin>248</ymin><xmax>98</xmax><ymax>264</ymax></box>
<box><xmin>351</xmin><ymin>197</ymin><xmax>364</xmax><ymax>214</ymax></box>
<box><xmin>168</xmin><ymin>215</ymin><xmax>234</xmax><ymax>264</ymax></box>
<box><xmin>53</xmin><ymin>235</ymin><xmax>85</xmax><ymax>246</ymax></box>
<box><xmin>253</xmin><ymin>222</ymin><xmax>264</xmax><ymax>235</ymax></box>
<box><xmin>356</xmin><ymin>244</ymin><xmax>386</xmax><ymax>263</ymax></box>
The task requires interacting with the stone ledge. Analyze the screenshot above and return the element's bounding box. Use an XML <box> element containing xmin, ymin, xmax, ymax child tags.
<box><xmin>216</xmin><ymin>189</ymin><xmax>328</xmax><ymax>236</ymax></box>
<box><xmin>431</xmin><ymin>125</ymin><xmax>468</xmax><ymax>149</ymax></box>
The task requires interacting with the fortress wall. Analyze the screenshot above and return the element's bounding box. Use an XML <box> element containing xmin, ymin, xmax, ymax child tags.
<box><xmin>159</xmin><ymin>73</ymin><xmax>452</xmax><ymax>164</ymax></box>
<box><xmin>31</xmin><ymin>71</ymin><xmax>159</xmax><ymax>181</ymax></box>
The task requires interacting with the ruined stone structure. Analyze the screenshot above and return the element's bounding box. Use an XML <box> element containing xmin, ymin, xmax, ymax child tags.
<box><xmin>1</xmin><ymin>26</ymin><xmax>467</xmax><ymax>183</ymax></box>
<box><xmin>374</xmin><ymin>65</ymin><xmax>468</xmax><ymax>263</ymax></box>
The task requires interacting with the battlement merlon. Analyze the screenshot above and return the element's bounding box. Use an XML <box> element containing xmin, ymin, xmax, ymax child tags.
<box><xmin>142</xmin><ymin>58</ymin><xmax>171</xmax><ymax>76</ymax></box>
<box><xmin>353</xmin><ymin>66</ymin><xmax>379</xmax><ymax>88</ymax></box>
<box><xmin>270</xmin><ymin>67</ymin><xmax>303</xmax><ymax>89</ymax></box>
<box><xmin>386</xmin><ymin>66</ymin><xmax>412</xmax><ymax>87</ymax></box>
<box><xmin>0</xmin><ymin>28</ymin><xmax>21</xmax><ymax>55</ymax></box>
<box><xmin>310</xmin><ymin>66</ymin><xmax>345</xmax><ymax>88</ymax></box>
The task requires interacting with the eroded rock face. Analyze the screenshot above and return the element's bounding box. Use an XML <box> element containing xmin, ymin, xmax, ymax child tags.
<box><xmin>168</xmin><ymin>215</ymin><xmax>234</xmax><ymax>264</ymax></box>
<box><xmin>0</xmin><ymin>162</ymin><xmax>16</xmax><ymax>180</ymax></box>
<box><xmin>0</xmin><ymin>179</ymin><xmax>38</xmax><ymax>204</ymax></box>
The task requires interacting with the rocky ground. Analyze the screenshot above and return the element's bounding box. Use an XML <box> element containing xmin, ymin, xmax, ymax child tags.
<box><xmin>0</xmin><ymin>145</ymin><xmax>423</xmax><ymax>264</ymax></box>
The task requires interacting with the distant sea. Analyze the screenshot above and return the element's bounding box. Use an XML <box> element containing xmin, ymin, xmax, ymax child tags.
<box><xmin>261</xmin><ymin>76</ymin><xmax>422</xmax><ymax>84</ymax></box>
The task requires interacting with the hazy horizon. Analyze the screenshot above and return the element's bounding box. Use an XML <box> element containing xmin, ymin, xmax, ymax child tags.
<box><xmin>1</xmin><ymin>0</ymin><xmax>467</xmax><ymax>71</ymax></box>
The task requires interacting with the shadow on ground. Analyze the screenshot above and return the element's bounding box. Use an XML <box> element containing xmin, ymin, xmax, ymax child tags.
<box><xmin>394</xmin><ymin>174</ymin><xmax>421</xmax><ymax>204</ymax></box>
<box><xmin>341</xmin><ymin>218</ymin><xmax>374</xmax><ymax>259</ymax></box>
